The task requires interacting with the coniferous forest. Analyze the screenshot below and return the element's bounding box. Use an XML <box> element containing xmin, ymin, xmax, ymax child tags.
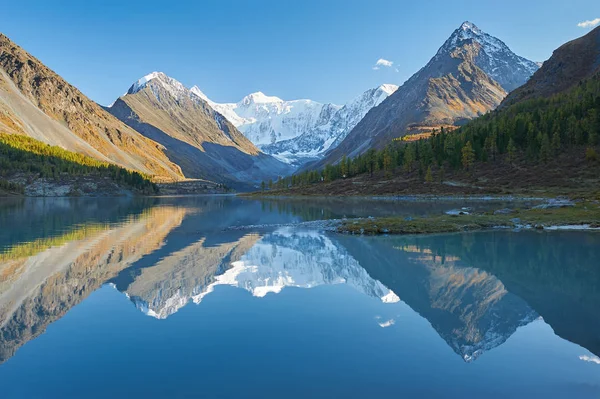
<box><xmin>266</xmin><ymin>73</ymin><xmax>600</xmax><ymax>191</ymax></box>
<box><xmin>0</xmin><ymin>133</ymin><xmax>158</xmax><ymax>194</ymax></box>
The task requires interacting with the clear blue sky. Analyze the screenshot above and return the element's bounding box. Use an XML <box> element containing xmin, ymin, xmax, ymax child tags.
<box><xmin>1</xmin><ymin>0</ymin><xmax>598</xmax><ymax>106</ymax></box>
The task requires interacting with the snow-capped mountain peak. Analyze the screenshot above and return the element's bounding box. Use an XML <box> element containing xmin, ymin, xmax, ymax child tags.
<box><xmin>241</xmin><ymin>91</ymin><xmax>283</xmax><ymax>105</ymax></box>
<box><xmin>459</xmin><ymin>20</ymin><xmax>480</xmax><ymax>33</ymax></box>
<box><xmin>435</xmin><ymin>21</ymin><xmax>539</xmax><ymax>92</ymax></box>
<box><xmin>127</xmin><ymin>71</ymin><xmax>188</xmax><ymax>98</ymax></box>
<box><xmin>440</xmin><ymin>21</ymin><xmax>505</xmax><ymax>56</ymax></box>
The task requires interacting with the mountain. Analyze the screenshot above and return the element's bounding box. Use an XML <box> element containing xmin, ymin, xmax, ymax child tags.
<box><xmin>191</xmin><ymin>84</ymin><xmax>398</xmax><ymax>166</ymax></box>
<box><xmin>108</xmin><ymin>72</ymin><xmax>291</xmax><ymax>188</ymax></box>
<box><xmin>0</xmin><ymin>34</ymin><xmax>183</xmax><ymax>181</ymax></box>
<box><xmin>283</xmin><ymin>26</ymin><xmax>600</xmax><ymax>197</ymax></box>
<box><xmin>503</xmin><ymin>25</ymin><xmax>600</xmax><ymax>105</ymax></box>
<box><xmin>316</xmin><ymin>21</ymin><xmax>539</xmax><ymax>167</ymax></box>
<box><xmin>438</xmin><ymin>22</ymin><xmax>539</xmax><ymax>92</ymax></box>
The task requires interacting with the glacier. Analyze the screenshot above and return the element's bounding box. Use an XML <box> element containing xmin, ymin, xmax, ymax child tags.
<box><xmin>192</xmin><ymin>84</ymin><xmax>398</xmax><ymax>166</ymax></box>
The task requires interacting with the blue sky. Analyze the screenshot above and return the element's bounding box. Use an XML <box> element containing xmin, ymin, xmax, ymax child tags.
<box><xmin>1</xmin><ymin>0</ymin><xmax>598</xmax><ymax>106</ymax></box>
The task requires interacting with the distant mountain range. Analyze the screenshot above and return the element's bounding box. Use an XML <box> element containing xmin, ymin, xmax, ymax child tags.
<box><xmin>191</xmin><ymin>84</ymin><xmax>398</xmax><ymax>166</ymax></box>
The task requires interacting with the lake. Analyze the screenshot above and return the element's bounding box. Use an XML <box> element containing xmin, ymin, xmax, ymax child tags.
<box><xmin>0</xmin><ymin>196</ymin><xmax>599</xmax><ymax>398</ymax></box>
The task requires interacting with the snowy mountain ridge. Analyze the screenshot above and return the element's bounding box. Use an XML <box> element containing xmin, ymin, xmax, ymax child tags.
<box><xmin>194</xmin><ymin>84</ymin><xmax>399</xmax><ymax>165</ymax></box>
<box><xmin>123</xmin><ymin>72</ymin><xmax>398</xmax><ymax>166</ymax></box>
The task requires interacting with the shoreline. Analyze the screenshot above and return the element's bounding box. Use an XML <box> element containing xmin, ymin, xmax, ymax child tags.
<box><xmin>238</xmin><ymin>193</ymin><xmax>549</xmax><ymax>202</ymax></box>
<box><xmin>224</xmin><ymin>199</ymin><xmax>600</xmax><ymax>236</ymax></box>
<box><xmin>335</xmin><ymin>201</ymin><xmax>600</xmax><ymax>235</ymax></box>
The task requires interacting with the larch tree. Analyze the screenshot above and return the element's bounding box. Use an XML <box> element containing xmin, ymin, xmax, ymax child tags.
<box><xmin>461</xmin><ymin>141</ymin><xmax>475</xmax><ymax>171</ymax></box>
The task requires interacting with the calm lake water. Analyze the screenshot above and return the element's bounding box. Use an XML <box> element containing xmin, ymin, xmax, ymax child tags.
<box><xmin>0</xmin><ymin>196</ymin><xmax>599</xmax><ymax>398</ymax></box>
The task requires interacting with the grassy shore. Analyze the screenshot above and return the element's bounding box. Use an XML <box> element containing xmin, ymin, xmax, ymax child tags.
<box><xmin>337</xmin><ymin>201</ymin><xmax>600</xmax><ymax>235</ymax></box>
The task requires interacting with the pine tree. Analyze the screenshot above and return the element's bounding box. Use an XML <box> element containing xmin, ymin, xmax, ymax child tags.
<box><xmin>461</xmin><ymin>141</ymin><xmax>475</xmax><ymax>171</ymax></box>
<box><xmin>425</xmin><ymin>166</ymin><xmax>433</xmax><ymax>183</ymax></box>
<box><xmin>484</xmin><ymin>133</ymin><xmax>498</xmax><ymax>161</ymax></box>
<box><xmin>539</xmin><ymin>133</ymin><xmax>551</xmax><ymax>163</ymax></box>
<box><xmin>403</xmin><ymin>145</ymin><xmax>415</xmax><ymax>173</ymax></box>
<box><xmin>367</xmin><ymin>149</ymin><xmax>376</xmax><ymax>177</ymax></box>
<box><xmin>340</xmin><ymin>155</ymin><xmax>348</xmax><ymax>177</ymax></box>
<box><xmin>444</xmin><ymin>137</ymin><xmax>456</xmax><ymax>167</ymax></box>
<box><xmin>551</xmin><ymin>131</ymin><xmax>561</xmax><ymax>155</ymax></box>
<box><xmin>507</xmin><ymin>138</ymin><xmax>517</xmax><ymax>165</ymax></box>
<box><xmin>383</xmin><ymin>149</ymin><xmax>393</xmax><ymax>177</ymax></box>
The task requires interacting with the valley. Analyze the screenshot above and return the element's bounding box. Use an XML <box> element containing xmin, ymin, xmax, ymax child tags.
<box><xmin>1</xmin><ymin>22</ymin><xmax>598</xmax><ymax>201</ymax></box>
<box><xmin>1</xmin><ymin>4</ymin><xmax>600</xmax><ymax>398</ymax></box>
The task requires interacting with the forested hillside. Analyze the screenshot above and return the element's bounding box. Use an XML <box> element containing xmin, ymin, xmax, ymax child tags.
<box><xmin>265</xmin><ymin>72</ymin><xmax>600</xmax><ymax>196</ymax></box>
<box><xmin>0</xmin><ymin>133</ymin><xmax>158</xmax><ymax>195</ymax></box>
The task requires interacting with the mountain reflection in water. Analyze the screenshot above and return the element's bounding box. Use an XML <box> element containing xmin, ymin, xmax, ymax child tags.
<box><xmin>0</xmin><ymin>197</ymin><xmax>599</xmax><ymax>374</ymax></box>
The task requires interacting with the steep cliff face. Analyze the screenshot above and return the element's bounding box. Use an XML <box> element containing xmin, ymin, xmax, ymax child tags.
<box><xmin>0</xmin><ymin>35</ymin><xmax>183</xmax><ymax>181</ymax></box>
<box><xmin>109</xmin><ymin>73</ymin><xmax>291</xmax><ymax>186</ymax></box>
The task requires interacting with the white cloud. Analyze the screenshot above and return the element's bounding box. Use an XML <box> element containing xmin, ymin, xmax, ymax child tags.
<box><xmin>375</xmin><ymin>58</ymin><xmax>394</xmax><ymax>68</ymax></box>
<box><xmin>378</xmin><ymin>319</ymin><xmax>395</xmax><ymax>328</ymax></box>
<box><xmin>577</xmin><ymin>18</ymin><xmax>600</xmax><ymax>28</ymax></box>
<box><xmin>580</xmin><ymin>355</ymin><xmax>600</xmax><ymax>364</ymax></box>
<box><xmin>372</xmin><ymin>66</ymin><xmax>380</xmax><ymax>70</ymax></box>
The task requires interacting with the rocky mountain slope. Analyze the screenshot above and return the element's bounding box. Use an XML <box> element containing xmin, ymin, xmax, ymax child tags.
<box><xmin>503</xmin><ymin>25</ymin><xmax>600</xmax><ymax>105</ymax></box>
<box><xmin>192</xmin><ymin>84</ymin><xmax>398</xmax><ymax>166</ymax></box>
<box><xmin>0</xmin><ymin>34</ymin><xmax>183</xmax><ymax>181</ymax></box>
<box><xmin>316</xmin><ymin>21</ymin><xmax>539</xmax><ymax>167</ymax></box>
<box><xmin>108</xmin><ymin>72</ymin><xmax>291</xmax><ymax>187</ymax></box>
